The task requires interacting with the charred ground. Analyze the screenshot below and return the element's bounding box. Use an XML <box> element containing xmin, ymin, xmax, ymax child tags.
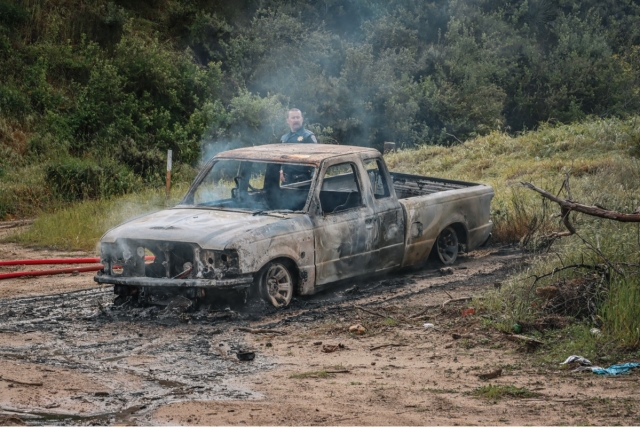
<box><xmin>1</xmin><ymin>244</ymin><xmax>639</xmax><ymax>425</ymax></box>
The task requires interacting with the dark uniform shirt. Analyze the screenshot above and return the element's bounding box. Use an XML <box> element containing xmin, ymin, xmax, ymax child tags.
<box><xmin>280</xmin><ymin>128</ymin><xmax>318</xmax><ymax>144</ymax></box>
<box><xmin>280</xmin><ymin>128</ymin><xmax>317</xmax><ymax>182</ymax></box>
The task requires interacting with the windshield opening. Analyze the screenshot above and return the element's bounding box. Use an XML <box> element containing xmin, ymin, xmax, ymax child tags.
<box><xmin>184</xmin><ymin>159</ymin><xmax>316</xmax><ymax>212</ymax></box>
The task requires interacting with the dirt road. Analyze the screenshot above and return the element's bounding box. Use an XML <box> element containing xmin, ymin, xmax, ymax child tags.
<box><xmin>0</xmin><ymin>241</ymin><xmax>639</xmax><ymax>425</ymax></box>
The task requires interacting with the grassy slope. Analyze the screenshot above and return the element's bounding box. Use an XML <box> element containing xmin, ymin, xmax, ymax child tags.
<box><xmin>387</xmin><ymin>116</ymin><xmax>640</xmax><ymax>352</ymax></box>
<box><xmin>8</xmin><ymin>183</ymin><xmax>191</xmax><ymax>252</ymax></box>
<box><xmin>386</xmin><ymin>116</ymin><xmax>640</xmax><ymax>241</ymax></box>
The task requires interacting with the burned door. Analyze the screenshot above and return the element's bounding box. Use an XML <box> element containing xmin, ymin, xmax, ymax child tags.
<box><xmin>312</xmin><ymin>161</ymin><xmax>376</xmax><ymax>286</ymax></box>
<box><xmin>363</xmin><ymin>157</ymin><xmax>405</xmax><ymax>271</ymax></box>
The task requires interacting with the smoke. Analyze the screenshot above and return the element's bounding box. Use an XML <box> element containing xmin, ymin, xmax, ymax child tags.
<box><xmin>191</xmin><ymin>0</ymin><xmax>636</xmax><ymax>150</ymax></box>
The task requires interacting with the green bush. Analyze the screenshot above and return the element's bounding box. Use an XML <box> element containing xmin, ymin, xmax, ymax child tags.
<box><xmin>45</xmin><ymin>157</ymin><xmax>139</xmax><ymax>201</ymax></box>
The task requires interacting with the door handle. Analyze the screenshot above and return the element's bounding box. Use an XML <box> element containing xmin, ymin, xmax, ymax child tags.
<box><xmin>365</xmin><ymin>217</ymin><xmax>375</xmax><ymax>228</ymax></box>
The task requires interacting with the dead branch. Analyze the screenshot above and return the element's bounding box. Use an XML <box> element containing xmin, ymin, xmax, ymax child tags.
<box><xmin>442</xmin><ymin>296</ymin><xmax>473</xmax><ymax>308</ymax></box>
<box><xmin>521</xmin><ymin>181</ymin><xmax>640</xmax><ymax>222</ymax></box>
<box><xmin>354</xmin><ymin>305</ymin><xmax>396</xmax><ymax>321</ymax></box>
<box><xmin>369</xmin><ymin>343</ymin><xmax>408</xmax><ymax>351</ymax></box>
<box><xmin>504</xmin><ymin>334</ymin><xmax>544</xmax><ymax>346</ymax></box>
<box><xmin>477</xmin><ymin>368</ymin><xmax>502</xmax><ymax>380</ymax></box>
<box><xmin>409</xmin><ymin>305</ymin><xmax>439</xmax><ymax>318</ymax></box>
<box><xmin>413</xmin><ymin>314</ymin><xmax>438</xmax><ymax>321</ymax></box>
<box><xmin>0</xmin><ymin>376</ymin><xmax>43</xmax><ymax>386</ymax></box>
<box><xmin>526</xmin><ymin>263</ymin><xmax>604</xmax><ymax>286</ymax></box>
<box><xmin>236</xmin><ymin>327</ymin><xmax>286</xmax><ymax>336</ymax></box>
<box><xmin>325</xmin><ymin>369</ymin><xmax>350</xmax><ymax>374</ymax></box>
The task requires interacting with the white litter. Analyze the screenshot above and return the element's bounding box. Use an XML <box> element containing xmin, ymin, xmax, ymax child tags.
<box><xmin>561</xmin><ymin>355</ymin><xmax>592</xmax><ymax>366</ymax></box>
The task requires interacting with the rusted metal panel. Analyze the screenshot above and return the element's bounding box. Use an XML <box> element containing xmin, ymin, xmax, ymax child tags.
<box><xmin>399</xmin><ymin>185</ymin><xmax>494</xmax><ymax>267</ymax></box>
<box><xmin>94</xmin><ymin>275</ymin><xmax>253</xmax><ymax>289</ymax></box>
<box><xmin>214</xmin><ymin>143</ymin><xmax>380</xmax><ymax>166</ymax></box>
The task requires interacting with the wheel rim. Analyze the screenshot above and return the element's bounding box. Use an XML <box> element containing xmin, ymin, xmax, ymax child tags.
<box><xmin>437</xmin><ymin>227</ymin><xmax>458</xmax><ymax>265</ymax></box>
<box><xmin>264</xmin><ymin>263</ymin><xmax>293</xmax><ymax>307</ymax></box>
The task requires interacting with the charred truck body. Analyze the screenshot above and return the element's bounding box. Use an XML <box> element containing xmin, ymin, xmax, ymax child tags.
<box><xmin>95</xmin><ymin>144</ymin><xmax>494</xmax><ymax>307</ymax></box>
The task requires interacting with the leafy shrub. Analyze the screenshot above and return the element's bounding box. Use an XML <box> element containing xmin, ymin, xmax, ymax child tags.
<box><xmin>45</xmin><ymin>157</ymin><xmax>139</xmax><ymax>201</ymax></box>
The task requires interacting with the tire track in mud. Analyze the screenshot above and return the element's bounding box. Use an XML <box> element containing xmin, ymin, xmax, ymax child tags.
<box><xmin>0</xmin><ymin>246</ymin><xmax>524</xmax><ymax>425</ymax></box>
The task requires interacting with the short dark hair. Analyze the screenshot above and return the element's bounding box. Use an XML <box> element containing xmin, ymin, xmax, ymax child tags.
<box><xmin>286</xmin><ymin>108</ymin><xmax>302</xmax><ymax>119</ymax></box>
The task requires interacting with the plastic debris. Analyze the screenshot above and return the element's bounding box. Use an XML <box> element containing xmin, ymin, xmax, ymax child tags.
<box><xmin>562</xmin><ymin>355</ymin><xmax>640</xmax><ymax>375</ymax></box>
<box><xmin>512</xmin><ymin>323</ymin><xmax>522</xmax><ymax>333</ymax></box>
<box><xmin>461</xmin><ymin>308</ymin><xmax>476</xmax><ymax>316</ymax></box>
<box><xmin>423</xmin><ymin>323</ymin><xmax>434</xmax><ymax>329</ymax></box>
<box><xmin>590</xmin><ymin>328</ymin><xmax>601</xmax><ymax>335</ymax></box>
<box><xmin>561</xmin><ymin>355</ymin><xmax>592</xmax><ymax>366</ymax></box>
<box><xmin>591</xmin><ymin>363</ymin><xmax>640</xmax><ymax>376</ymax></box>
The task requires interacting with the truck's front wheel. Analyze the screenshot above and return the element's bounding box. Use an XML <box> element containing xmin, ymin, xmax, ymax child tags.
<box><xmin>436</xmin><ymin>226</ymin><xmax>459</xmax><ymax>265</ymax></box>
<box><xmin>258</xmin><ymin>262</ymin><xmax>294</xmax><ymax>308</ymax></box>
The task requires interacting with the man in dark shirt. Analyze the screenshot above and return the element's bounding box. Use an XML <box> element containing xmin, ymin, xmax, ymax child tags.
<box><xmin>280</xmin><ymin>108</ymin><xmax>318</xmax><ymax>144</ymax></box>
<box><xmin>280</xmin><ymin>108</ymin><xmax>317</xmax><ymax>183</ymax></box>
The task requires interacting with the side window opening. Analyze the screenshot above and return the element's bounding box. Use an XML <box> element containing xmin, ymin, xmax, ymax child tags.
<box><xmin>364</xmin><ymin>158</ymin><xmax>390</xmax><ymax>199</ymax></box>
<box><xmin>320</xmin><ymin>163</ymin><xmax>363</xmax><ymax>214</ymax></box>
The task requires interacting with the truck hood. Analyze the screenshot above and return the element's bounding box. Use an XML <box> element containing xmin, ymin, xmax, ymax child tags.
<box><xmin>100</xmin><ymin>208</ymin><xmax>287</xmax><ymax>249</ymax></box>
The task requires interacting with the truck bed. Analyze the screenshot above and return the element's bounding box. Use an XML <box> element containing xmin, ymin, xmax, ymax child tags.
<box><xmin>390</xmin><ymin>172</ymin><xmax>480</xmax><ymax>199</ymax></box>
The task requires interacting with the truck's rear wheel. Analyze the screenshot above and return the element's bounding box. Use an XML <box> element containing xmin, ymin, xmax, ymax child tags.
<box><xmin>436</xmin><ymin>226</ymin><xmax>459</xmax><ymax>265</ymax></box>
<box><xmin>258</xmin><ymin>262</ymin><xmax>294</xmax><ymax>308</ymax></box>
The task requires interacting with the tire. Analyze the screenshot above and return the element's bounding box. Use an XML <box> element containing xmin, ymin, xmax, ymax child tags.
<box><xmin>436</xmin><ymin>226</ymin><xmax>459</xmax><ymax>265</ymax></box>
<box><xmin>258</xmin><ymin>261</ymin><xmax>294</xmax><ymax>308</ymax></box>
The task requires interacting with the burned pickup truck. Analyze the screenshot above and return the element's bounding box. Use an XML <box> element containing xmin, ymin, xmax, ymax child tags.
<box><xmin>95</xmin><ymin>144</ymin><xmax>493</xmax><ymax>307</ymax></box>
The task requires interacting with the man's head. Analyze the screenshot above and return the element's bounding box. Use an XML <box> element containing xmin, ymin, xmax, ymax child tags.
<box><xmin>286</xmin><ymin>108</ymin><xmax>303</xmax><ymax>132</ymax></box>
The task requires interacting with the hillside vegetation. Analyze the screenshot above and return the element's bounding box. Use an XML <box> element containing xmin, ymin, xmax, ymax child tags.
<box><xmin>392</xmin><ymin>117</ymin><xmax>640</xmax><ymax>351</ymax></box>
<box><xmin>2</xmin><ymin>0</ymin><xmax>640</xmax><ymax>218</ymax></box>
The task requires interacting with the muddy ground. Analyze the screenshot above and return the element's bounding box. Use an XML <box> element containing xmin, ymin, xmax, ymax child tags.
<box><xmin>0</xmin><ymin>232</ymin><xmax>639</xmax><ymax>425</ymax></box>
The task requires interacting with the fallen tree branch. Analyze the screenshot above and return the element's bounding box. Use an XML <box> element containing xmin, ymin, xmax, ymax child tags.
<box><xmin>325</xmin><ymin>369</ymin><xmax>350</xmax><ymax>374</ymax></box>
<box><xmin>521</xmin><ymin>182</ymin><xmax>640</xmax><ymax>222</ymax></box>
<box><xmin>409</xmin><ymin>305</ymin><xmax>440</xmax><ymax>319</ymax></box>
<box><xmin>0</xmin><ymin>376</ymin><xmax>43</xmax><ymax>386</ymax></box>
<box><xmin>526</xmin><ymin>263</ymin><xmax>604</xmax><ymax>286</ymax></box>
<box><xmin>504</xmin><ymin>334</ymin><xmax>544</xmax><ymax>346</ymax></box>
<box><xmin>354</xmin><ymin>305</ymin><xmax>396</xmax><ymax>321</ymax></box>
<box><xmin>236</xmin><ymin>327</ymin><xmax>286</xmax><ymax>336</ymax></box>
<box><xmin>413</xmin><ymin>314</ymin><xmax>438</xmax><ymax>321</ymax></box>
<box><xmin>442</xmin><ymin>296</ymin><xmax>474</xmax><ymax>308</ymax></box>
<box><xmin>369</xmin><ymin>343</ymin><xmax>408</xmax><ymax>351</ymax></box>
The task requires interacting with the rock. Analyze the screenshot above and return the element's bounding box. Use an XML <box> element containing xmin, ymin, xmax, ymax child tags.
<box><xmin>162</xmin><ymin>296</ymin><xmax>193</xmax><ymax>315</ymax></box>
<box><xmin>439</xmin><ymin>267</ymin><xmax>454</xmax><ymax>275</ymax></box>
<box><xmin>349</xmin><ymin>324</ymin><xmax>367</xmax><ymax>335</ymax></box>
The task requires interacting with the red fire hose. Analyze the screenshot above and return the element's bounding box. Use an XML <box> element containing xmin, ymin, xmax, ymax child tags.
<box><xmin>0</xmin><ymin>256</ymin><xmax>155</xmax><ymax>280</ymax></box>
<box><xmin>0</xmin><ymin>256</ymin><xmax>154</xmax><ymax>266</ymax></box>
<box><xmin>0</xmin><ymin>265</ymin><xmax>104</xmax><ymax>280</ymax></box>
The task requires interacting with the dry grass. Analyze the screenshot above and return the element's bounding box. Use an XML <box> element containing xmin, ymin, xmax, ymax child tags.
<box><xmin>386</xmin><ymin>116</ymin><xmax>640</xmax><ymax>242</ymax></box>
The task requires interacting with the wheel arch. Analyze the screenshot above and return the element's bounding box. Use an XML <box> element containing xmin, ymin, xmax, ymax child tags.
<box><xmin>255</xmin><ymin>256</ymin><xmax>301</xmax><ymax>295</ymax></box>
<box><xmin>446</xmin><ymin>222</ymin><xmax>468</xmax><ymax>250</ymax></box>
